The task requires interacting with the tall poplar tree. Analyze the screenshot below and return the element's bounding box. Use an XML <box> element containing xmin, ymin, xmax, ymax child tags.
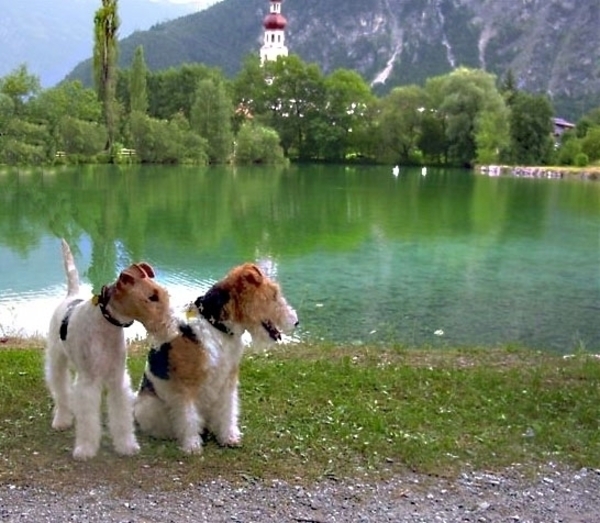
<box><xmin>93</xmin><ymin>0</ymin><xmax>119</xmax><ymax>154</ymax></box>
<box><xmin>129</xmin><ymin>45</ymin><xmax>148</xmax><ymax>115</ymax></box>
<box><xmin>190</xmin><ymin>77</ymin><xmax>233</xmax><ymax>164</ymax></box>
<box><xmin>508</xmin><ymin>92</ymin><xmax>554</xmax><ymax>165</ymax></box>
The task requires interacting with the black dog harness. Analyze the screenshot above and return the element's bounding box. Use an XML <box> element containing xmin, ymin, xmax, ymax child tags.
<box><xmin>59</xmin><ymin>299</ymin><xmax>84</xmax><ymax>341</ymax></box>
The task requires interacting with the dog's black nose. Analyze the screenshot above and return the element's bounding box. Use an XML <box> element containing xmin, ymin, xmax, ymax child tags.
<box><xmin>294</xmin><ymin>320</ymin><xmax>300</xmax><ymax>327</ymax></box>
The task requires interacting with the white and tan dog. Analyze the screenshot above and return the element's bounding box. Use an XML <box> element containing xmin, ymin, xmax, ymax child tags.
<box><xmin>134</xmin><ymin>262</ymin><xmax>299</xmax><ymax>454</ymax></box>
<box><xmin>45</xmin><ymin>239</ymin><xmax>173</xmax><ymax>460</ymax></box>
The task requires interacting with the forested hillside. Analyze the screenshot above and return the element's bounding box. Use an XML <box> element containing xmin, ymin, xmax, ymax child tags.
<box><xmin>65</xmin><ymin>0</ymin><xmax>600</xmax><ymax>120</ymax></box>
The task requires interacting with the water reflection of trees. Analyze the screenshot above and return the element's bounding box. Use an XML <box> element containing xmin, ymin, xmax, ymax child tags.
<box><xmin>0</xmin><ymin>165</ymin><xmax>292</xmax><ymax>289</ymax></box>
<box><xmin>0</xmin><ymin>165</ymin><xmax>598</xmax><ymax>292</ymax></box>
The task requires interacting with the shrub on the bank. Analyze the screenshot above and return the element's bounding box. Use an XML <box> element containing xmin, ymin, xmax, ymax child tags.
<box><xmin>575</xmin><ymin>152</ymin><xmax>589</xmax><ymax>167</ymax></box>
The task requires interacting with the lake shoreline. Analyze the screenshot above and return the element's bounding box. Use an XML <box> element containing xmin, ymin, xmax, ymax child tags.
<box><xmin>479</xmin><ymin>164</ymin><xmax>600</xmax><ymax>180</ymax></box>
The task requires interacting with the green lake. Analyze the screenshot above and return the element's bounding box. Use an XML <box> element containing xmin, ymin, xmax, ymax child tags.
<box><xmin>0</xmin><ymin>164</ymin><xmax>598</xmax><ymax>353</ymax></box>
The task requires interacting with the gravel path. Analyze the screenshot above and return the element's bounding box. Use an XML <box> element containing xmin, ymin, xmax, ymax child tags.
<box><xmin>1</xmin><ymin>464</ymin><xmax>599</xmax><ymax>522</ymax></box>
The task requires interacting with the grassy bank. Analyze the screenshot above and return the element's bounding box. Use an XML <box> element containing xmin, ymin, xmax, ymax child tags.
<box><xmin>0</xmin><ymin>342</ymin><xmax>599</xmax><ymax>491</ymax></box>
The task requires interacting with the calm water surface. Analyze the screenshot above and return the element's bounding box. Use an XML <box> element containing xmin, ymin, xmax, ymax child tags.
<box><xmin>0</xmin><ymin>164</ymin><xmax>598</xmax><ymax>353</ymax></box>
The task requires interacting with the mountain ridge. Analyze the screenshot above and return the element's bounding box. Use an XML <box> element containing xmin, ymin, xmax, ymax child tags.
<box><xmin>63</xmin><ymin>0</ymin><xmax>600</xmax><ymax>119</ymax></box>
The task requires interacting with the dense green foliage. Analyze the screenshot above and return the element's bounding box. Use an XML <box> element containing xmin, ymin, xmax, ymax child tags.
<box><xmin>2</xmin><ymin>53</ymin><xmax>600</xmax><ymax>167</ymax></box>
<box><xmin>2</xmin><ymin>2</ymin><xmax>598</xmax><ymax>167</ymax></box>
<box><xmin>235</xmin><ymin>122</ymin><xmax>287</xmax><ymax>165</ymax></box>
<box><xmin>190</xmin><ymin>77</ymin><xmax>234</xmax><ymax>164</ymax></box>
<box><xmin>555</xmin><ymin>109</ymin><xmax>600</xmax><ymax>167</ymax></box>
<box><xmin>505</xmin><ymin>91</ymin><xmax>554</xmax><ymax>165</ymax></box>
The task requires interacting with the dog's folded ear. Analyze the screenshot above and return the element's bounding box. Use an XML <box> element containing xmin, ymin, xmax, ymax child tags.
<box><xmin>240</xmin><ymin>263</ymin><xmax>264</xmax><ymax>286</ymax></box>
<box><xmin>118</xmin><ymin>263</ymin><xmax>156</xmax><ymax>287</ymax></box>
<box><xmin>136</xmin><ymin>262</ymin><xmax>156</xmax><ymax>278</ymax></box>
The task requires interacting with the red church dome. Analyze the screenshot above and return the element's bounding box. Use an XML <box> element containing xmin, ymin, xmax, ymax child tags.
<box><xmin>263</xmin><ymin>12</ymin><xmax>287</xmax><ymax>30</ymax></box>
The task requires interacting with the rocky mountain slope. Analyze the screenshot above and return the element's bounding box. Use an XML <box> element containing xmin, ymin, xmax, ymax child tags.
<box><xmin>66</xmin><ymin>0</ymin><xmax>599</xmax><ymax>119</ymax></box>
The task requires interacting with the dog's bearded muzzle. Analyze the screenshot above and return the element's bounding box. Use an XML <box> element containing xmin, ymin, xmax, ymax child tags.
<box><xmin>261</xmin><ymin>305</ymin><xmax>299</xmax><ymax>342</ymax></box>
<box><xmin>261</xmin><ymin>320</ymin><xmax>282</xmax><ymax>341</ymax></box>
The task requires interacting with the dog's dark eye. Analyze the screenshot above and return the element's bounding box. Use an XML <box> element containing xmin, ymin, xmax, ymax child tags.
<box><xmin>148</xmin><ymin>293</ymin><xmax>159</xmax><ymax>302</ymax></box>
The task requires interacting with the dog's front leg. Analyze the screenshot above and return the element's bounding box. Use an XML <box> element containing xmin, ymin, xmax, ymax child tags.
<box><xmin>214</xmin><ymin>384</ymin><xmax>242</xmax><ymax>447</ymax></box>
<box><xmin>172</xmin><ymin>398</ymin><xmax>203</xmax><ymax>454</ymax></box>
<box><xmin>71</xmin><ymin>377</ymin><xmax>103</xmax><ymax>460</ymax></box>
<box><xmin>106</xmin><ymin>370</ymin><xmax>140</xmax><ymax>456</ymax></box>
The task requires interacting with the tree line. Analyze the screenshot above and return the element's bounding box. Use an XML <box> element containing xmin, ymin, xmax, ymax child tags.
<box><xmin>0</xmin><ymin>2</ymin><xmax>599</xmax><ymax>167</ymax></box>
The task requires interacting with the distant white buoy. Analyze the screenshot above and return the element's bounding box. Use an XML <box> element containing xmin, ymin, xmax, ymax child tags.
<box><xmin>421</xmin><ymin>166</ymin><xmax>427</xmax><ymax>176</ymax></box>
<box><xmin>392</xmin><ymin>165</ymin><xmax>400</xmax><ymax>177</ymax></box>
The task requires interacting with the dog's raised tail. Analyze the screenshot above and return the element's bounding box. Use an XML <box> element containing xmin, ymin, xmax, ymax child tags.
<box><xmin>61</xmin><ymin>239</ymin><xmax>80</xmax><ymax>296</ymax></box>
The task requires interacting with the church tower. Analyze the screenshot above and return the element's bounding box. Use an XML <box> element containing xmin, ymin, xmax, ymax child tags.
<box><xmin>260</xmin><ymin>0</ymin><xmax>288</xmax><ymax>64</ymax></box>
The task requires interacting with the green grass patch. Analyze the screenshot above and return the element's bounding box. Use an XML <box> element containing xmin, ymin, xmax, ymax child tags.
<box><xmin>0</xmin><ymin>343</ymin><xmax>599</xmax><ymax>491</ymax></box>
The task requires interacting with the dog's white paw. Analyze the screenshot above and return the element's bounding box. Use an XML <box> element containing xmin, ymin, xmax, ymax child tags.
<box><xmin>114</xmin><ymin>439</ymin><xmax>140</xmax><ymax>456</ymax></box>
<box><xmin>220</xmin><ymin>429</ymin><xmax>242</xmax><ymax>447</ymax></box>
<box><xmin>51</xmin><ymin>412</ymin><xmax>73</xmax><ymax>431</ymax></box>
<box><xmin>181</xmin><ymin>436</ymin><xmax>203</xmax><ymax>455</ymax></box>
<box><xmin>73</xmin><ymin>443</ymin><xmax>98</xmax><ymax>460</ymax></box>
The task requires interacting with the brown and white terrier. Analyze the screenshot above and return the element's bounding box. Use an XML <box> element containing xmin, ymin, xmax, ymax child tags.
<box><xmin>45</xmin><ymin>239</ymin><xmax>173</xmax><ymax>460</ymax></box>
<box><xmin>133</xmin><ymin>262</ymin><xmax>299</xmax><ymax>454</ymax></box>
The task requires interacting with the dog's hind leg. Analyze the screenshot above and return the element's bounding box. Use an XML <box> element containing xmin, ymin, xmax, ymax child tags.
<box><xmin>134</xmin><ymin>391</ymin><xmax>174</xmax><ymax>439</ymax></box>
<box><xmin>71</xmin><ymin>376</ymin><xmax>103</xmax><ymax>460</ymax></box>
<box><xmin>106</xmin><ymin>370</ymin><xmax>140</xmax><ymax>456</ymax></box>
<box><xmin>45</xmin><ymin>347</ymin><xmax>74</xmax><ymax>430</ymax></box>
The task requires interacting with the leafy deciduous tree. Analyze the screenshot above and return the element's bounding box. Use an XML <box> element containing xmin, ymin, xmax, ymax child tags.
<box><xmin>418</xmin><ymin>110</ymin><xmax>448</xmax><ymax>165</ymax></box>
<box><xmin>317</xmin><ymin>68</ymin><xmax>375</xmax><ymax>161</ymax></box>
<box><xmin>190</xmin><ymin>77</ymin><xmax>233</xmax><ymax>164</ymax></box>
<box><xmin>28</xmin><ymin>81</ymin><xmax>103</xmax><ymax>157</ymax></box>
<box><xmin>58</xmin><ymin>116</ymin><xmax>107</xmax><ymax>158</ymax></box>
<box><xmin>377</xmin><ymin>85</ymin><xmax>428</xmax><ymax>165</ymax></box>
<box><xmin>235</xmin><ymin>121</ymin><xmax>285</xmax><ymax>164</ymax></box>
<box><xmin>556</xmin><ymin>132</ymin><xmax>581</xmax><ymax>165</ymax></box>
<box><xmin>580</xmin><ymin>126</ymin><xmax>600</xmax><ymax>162</ymax></box>
<box><xmin>508</xmin><ymin>91</ymin><xmax>554</xmax><ymax>165</ymax></box>
<box><xmin>475</xmin><ymin>98</ymin><xmax>510</xmax><ymax>165</ymax></box>
<box><xmin>0</xmin><ymin>93</ymin><xmax>15</xmax><ymax>131</ymax></box>
<box><xmin>424</xmin><ymin>68</ymin><xmax>509</xmax><ymax>166</ymax></box>
<box><xmin>129</xmin><ymin>111</ymin><xmax>207</xmax><ymax>164</ymax></box>
<box><xmin>232</xmin><ymin>55</ymin><xmax>268</xmax><ymax>131</ymax></box>
<box><xmin>263</xmin><ymin>55</ymin><xmax>326</xmax><ymax>159</ymax></box>
<box><xmin>0</xmin><ymin>65</ymin><xmax>40</xmax><ymax>116</ymax></box>
<box><xmin>147</xmin><ymin>64</ymin><xmax>217</xmax><ymax>120</ymax></box>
